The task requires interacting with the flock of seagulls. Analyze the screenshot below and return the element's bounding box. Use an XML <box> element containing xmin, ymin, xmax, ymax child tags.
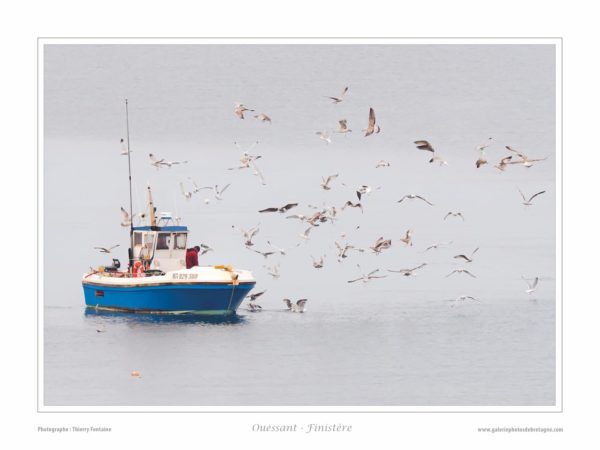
<box><xmin>110</xmin><ymin>84</ymin><xmax>550</xmax><ymax>313</ymax></box>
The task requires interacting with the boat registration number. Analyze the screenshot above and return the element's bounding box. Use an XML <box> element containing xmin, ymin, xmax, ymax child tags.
<box><xmin>173</xmin><ymin>273</ymin><xmax>198</xmax><ymax>280</ymax></box>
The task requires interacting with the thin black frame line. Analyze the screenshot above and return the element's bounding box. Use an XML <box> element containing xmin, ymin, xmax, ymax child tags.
<box><xmin>37</xmin><ymin>37</ymin><xmax>563</xmax><ymax>414</ymax></box>
<box><xmin>37</xmin><ymin>37</ymin><xmax>563</xmax><ymax>41</ymax></box>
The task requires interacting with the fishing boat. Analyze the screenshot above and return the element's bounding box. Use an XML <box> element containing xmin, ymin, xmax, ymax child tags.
<box><xmin>82</xmin><ymin>100</ymin><xmax>256</xmax><ymax>314</ymax></box>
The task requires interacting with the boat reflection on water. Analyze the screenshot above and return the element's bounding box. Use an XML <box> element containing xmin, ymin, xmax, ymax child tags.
<box><xmin>84</xmin><ymin>307</ymin><xmax>247</xmax><ymax>326</ymax></box>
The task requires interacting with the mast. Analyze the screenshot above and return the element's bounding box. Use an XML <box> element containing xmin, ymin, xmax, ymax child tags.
<box><xmin>125</xmin><ymin>99</ymin><xmax>135</xmax><ymax>271</ymax></box>
<box><xmin>147</xmin><ymin>184</ymin><xmax>157</xmax><ymax>228</ymax></box>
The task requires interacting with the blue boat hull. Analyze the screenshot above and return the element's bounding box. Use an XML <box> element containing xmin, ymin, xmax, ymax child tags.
<box><xmin>82</xmin><ymin>282</ymin><xmax>255</xmax><ymax>315</ymax></box>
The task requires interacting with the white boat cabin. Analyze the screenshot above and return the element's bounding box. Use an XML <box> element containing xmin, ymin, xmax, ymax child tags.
<box><xmin>132</xmin><ymin>223</ymin><xmax>189</xmax><ymax>272</ymax></box>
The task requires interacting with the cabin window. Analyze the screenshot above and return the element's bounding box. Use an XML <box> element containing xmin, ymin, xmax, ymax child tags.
<box><xmin>156</xmin><ymin>233</ymin><xmax>171</xmax><ymax>250</ymax></box>
<box><xmin>133</xmin><ymin>232</ymin><xmax>142</xmax><ymax>246</ymax></box>
<box><xmin>174</xmin><ymin>233</ymin><xmax>187</xmax><ymax>250</ymax></box>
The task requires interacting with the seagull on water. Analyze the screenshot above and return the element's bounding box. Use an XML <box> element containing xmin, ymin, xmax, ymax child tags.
<box><xmin>94</xmin><ymin>244</ymin><xmax>120</xmax><ymax>254</ymax></box>
<box><xmin>397</xmin><ymin>194</ymin><xmax>434</xmax><ymax>206</ymax></box>
<box><xmin>283</xmin><ymin>298</ymin><xmax>308</xmax><ymax>313</ymax></box>
<box><xmin>522</xmin><ymin>276</ymin><xmax>539</xmax><ymax>294</ymax></box>
<box><xmin>388</xmin><ymin>263</ymin><xmax>427</xmax><ymax>276</ymax></box>
<box><xmin>518</xmin><ymin>188</ymin><xmax>546</xmax><ymax>206</ymax></box>
<box><xmin>247</xmin><ymin>303</ymin><xmax>263</xmax><ymax>312</ymax></box>
<box><xmin>363</xmin><ymin>107</ymin><xmax>380</xmax><ymax>136</ymax></box>
<box><xmin>375</xmin><ymin>160</ymin><xmax>391</xmax><ymax>168</ymax></box>
<box><xmin>453</xmin><ymin>247</ymin><xmax>479</xmax><ymax>263</ymax></box>
<box><xmin>326</xmin><ymin>86</ymin><xmax>348</xmax><ymax>104</ymax></box>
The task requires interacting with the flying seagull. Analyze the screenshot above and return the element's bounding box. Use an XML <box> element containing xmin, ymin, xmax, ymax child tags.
<box><xmin>232</xmin><ymin>223</ymin><xmax>260</xmax><ymax>247</ymax></box>
<box><xmin>387</xmin><ymin>263</ymin><xmax>427</xmax><ymax>276</ymax></box>
<box><xmin>348</xmin><ymin>265</ymin><xmax>387</xmax><ymax>283</ymax></box>
<box><xmin>414</xmin><ymin>140</ymin><xmax>435</xmax><ymax>152</ymax></box>
<box><xmin>326</xmin><ymin>86</ymin><xmax>348</xmax><ymax>104</ymax></box>
<box><xmin>518</xmin><ymin>188</ymin><xmax>546</xmax><ymax>206</ymax></box>
<box><xmin>316</xmin><ymin>131</ymin><xmax>332</xmax><ymax>144</ymax></box>
<box><xmin>311</xmin><ymin>255</ymin><xmax>326</xmax><ymax>269</ymax></box>
<box><xmin>119</xmin><ymin>138</ymin><xmax>130</xmax><ymax>155</ymax></box>
<box><xmin>120</xmin><ymin>207</ymin><xmax>134</xmax><ymax>227</ymax></box>
<box><xmin>254</xmin><ymin>113</ymin><xmax>271</xmax><ymax>123</ymax></box>
<box><xmin>249</xmin><ymin>248</ymin><xmax>276</xmax><ymax>259</ymax></box>
<box><xmin>363</xmin><ymin>107</ymin><xmax>380</xmax><ymax>136</ymax></box>
<box><xmin>423</xmin><ymin>241</ymin><xmax>453</xmax><ymax>252</ymax></box>
<box><xmin>400</xmin><ymin>229</ymin><xmax>413</xmax><ymax>246</ymax></box>
<box><xmin>370</xmin><ymin>237</ymin><xmax>392</xmax><ymax>255</ymax></box>
<box><xmin>335</xmin><ymin>119</ymin><xmax>352</xmax><ymax>134</ymax></box>
<box><xmin>505</xmin><ymin>146</ymin><xmax>548</xmax><ymax>168</ymax></box>
<box><xmin>444</xmin><ymin>211</ymin><xmax>464</xmax><ymax>221</ymax></box>
<box><xmin>94</xmin><ymin>244</ymin><xmax>120</xmax><ymax>254</ymax></box>
<box><xmin>446</xmin><ymin>268</ymin><xmax>477</xmax><ymax>278</ymax></box>
<box><xmin>320</xmin><ymin>174</ymin><xmax>339</xmax><ymax>190</ymax></box>
<box><xmin>180</xmin><ymin>182</ymin><xmax>193</xmax><ymax>201</ymax></box>
<box><xmin>397</xmin><ymin>194</ymin><xmax>434</xmax><ymax>206</ymax></box>
<box><xmin>341</xmin><ymin>200</ymin><xmax>363</xmax><ymax>213</ymax></box>
<box><xmin>453</xmin><ymin>247</ymin><xmax>479</xmax><ymax>263</ymax></box>
<box><xmin>267</xmin><ymin>240</ymin><xmax>299</xmax><ymax>256</ymax></box>
<box><xmin>248</xmin><ymin>290</ymin><xmax>267</xmax><ymax>301</ymax></box>
<box><xmin>522</xmin><ymin>276</ymin><xmax>539</xmax><ymax>294</ymax></box>
<box><xmin>234</xmin><ymin>102</ymin><xmax>254</xmax><ymax>119</ymax></box>
<box><xmin>196</xmin><ymin>184</ymin><xmax>231</xmax><ymax>201</ymax></box>
<box><xmin>264</xmin><ymin>264</ymin><xmax>280</xmax><ymax>279</ymax></box>
<box><xmin>375</xmin><ymin>160</ymin><xmax>391</xmax><ymax>168</ymax></box>
<box><xmin>259</xmin><ymin>203</ymin><xmax>298</xmax><ymax>213</ymax></box>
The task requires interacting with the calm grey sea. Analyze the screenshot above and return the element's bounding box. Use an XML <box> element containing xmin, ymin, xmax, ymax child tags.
<box><xmin>43</xmin><ymin>43</ymin><xmax>556</xmax><ymax>406</ymax></box>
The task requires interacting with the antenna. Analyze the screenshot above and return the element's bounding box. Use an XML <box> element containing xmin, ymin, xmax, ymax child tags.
<box><xmin>125</xmin><ymin>99</ymin><xmax>135</xmax><ymax>271</ymax></box>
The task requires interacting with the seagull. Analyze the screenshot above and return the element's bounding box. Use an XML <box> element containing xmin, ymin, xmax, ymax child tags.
<box><xmin>234</xmin><ymin>102</ymin><xmax>254</xmax><ymax>119</ymax></box>
<box><xmin>232</xmin><ymin>223</ymin><xmax>260</xmax><ymax>247</ymax></box>
<box><xmin>355</xmin><ymin>185</ymin><xmax>380</xmax><ymax>201</ymax></box>
<box><xmin>399</xmin><ymin>229</ymin><xmax>413</xmax><ymax>246</ymax></box>
<box><xmin>199</xmin><ymin>244</ymin><xmax>213</xmax><ymax>255</ymax></box>
<box><xmin>267</xmin><ymin>240</ymin><xmax>299</xmax><ymax>256</ymax></box>
<box><xmin>316</xmin><ymin>131</ymin><xmax>332</xmax><ymax>144</ymax></box>
<box><xmin>254</xmin><ymin>113</ymin><xmax>271</xmax><ymax>123</ymax></box>
<box><xmin>341</xmin><ymin>200</ymin><xmax>363</xmax><ymax>213</ymax></box>
<box><xmin>247</xmin><ymin>303</ymin><xmax>263</xmax><ymax>312</ymax></box>
<box><xmin>429</xmin><ymin>155</ymin><xmax>448</xmax><ymax>166</ymax></box>
<box><xmin>149</xmin><ymin>153</ymin><xmax>188</xmax><ymax>169</ymax></box>
<box><xmin>335</xmin><ymin>119</ymin><xmax>352</xmax><ymax>134</ymax></box>
<box><xmin>444</xmin><ymin>211</ymin><xmax>464</xmax><ymax>221</ymax></box>
<box><xmin>448</xmin><ymin>295</ymin><xmax>480</xmax><ymax>307</ymax></box>
<box><xmin>264</xmin><ymin>264</ymin><xmax>280</xmax><ymax>279</ymax></box>
<box><xmin>446</xmin><ymin>268</ymin><xmax>477</xmax><ymax>278</ymax></box>
<box><xmin>285</xmin><ymin>213</ymin><xmax>308</xmax><ymax>222</ymax></box>
<box><xmin>320</xmin><ymin>174</ymin><xmax>339</xmax><ymax>190</ymax></box>
<box><xmin>335</xmin><ymin>241</ymin><xmax>365</xmax><ymax>261</ymax></box>
<box><xmin>180</xmin><ymin>182</ymin><xmax>193</xmax><ymax>201</ymax></box>
<box><xmin>388</xmin><ymin>263</ymin><xmax>427</xmax><ymax>276</ymax></box>
<box><xmin>476</xmin><ymin>137</ymin><xmax>493</xmax><ymax>152</ymax></box>
<box><xmin>423</xmin><ymin>241</ymin><xmax>453</xmax><ymax>252</ymax></box>
<box><xmin>453</xmin><ymin>247</ymin><xmax>479</xmax><ymax>263</ymax></box>
<box><xmin>414</xmin><ymin>140</ymin><xmax>435</xmax><ymax>152</ymax></box>
<box><xmin>326</xmin><ymin>86</ymin><xmax>348</xmax><ymax>104</ymax></box>
<box><xmin>375</xmin><ymin>160</ymin><xmax>391</xmax><ymax>168</ymax></box>
<box><xmin>370</xmin><ymin>237</ymin><xmax>392</xmax><ymax>255</ymax></box>
<box><xmin>363</xmin><ymin>107</ymin><xmax>380</xmax><ymax>136</ymax></box>
<box><xmin>522</xmin><ymin>276</ymin><xmax>539</xmax><ymax>294</ymax></box>
<box><xmin>197</xmin><ymin>184</ymin><xmax>231</xmax><ymax>201</ymax></box>
<box><xmin>120</xmin><ymin>207</ymin><xmax>134</xmax><ymax>227</ymax></box>
<box><xmin>249</xmin><ymin>247</ymin><xmax>276</xmax><ymax>259</ymax></box>
<box><xmin>283</xmin><ymin>298</ymin><xmax>308</xmax><ymax>313</ymax></box>
<box><xmin>505</xmin><ymin>146</ymin><xmax>548</xmax><ymax>168</ymax></box>
<box><xmin>259</xmin><ymin>203</ymin><xmax>298</xmax><ymax>213</ymax></box>
<box><xmin>249</xmin><ymin>159</ymin><xmax>267</xmax><ymax>186</ymax></box>
<box><xmin>518</xmin><ymin>188</ymin><xmax>546</xmax><ymax>206</ymax></box>
<box><xmin>311</xmin><ymin>255</ymin><xmax>326</xmax><ymax>269</ymax></box>
<box><xmin>397</xmin><ymin>194</ymin><xmax>434</xmax><ymax>206</ymax></box>
<box><xmin>119</xmin><ymin>138</ymin><xmax>130</xmax><ymax>155</ymax></box>
<box><xmin>248</xmin><ymin>290</ymin><xmax>267</xmax><ymax>301</ymax></box>
<box><xmin>494</xmin><ymin>155</ymin><xmax>514</xmax><ymax>171</ymax></box>
<box><xmin>298</xmin><ymin>227</ymin><xmax>313</xmax><ymax>241</ymax></box>
<box><xmin>347</xmin><ymin>265</ymin><xmax>387</xmax><ymax>283</ymax></box>
<box><xmin>94</xmin><ymin>244</ymin><xmax>120</xmax><ymax>254</ymax></box>
<box><xmin>475</xmin><ymin>151</ymin><xmax>488</xmax><ymax>168</ymax></box>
